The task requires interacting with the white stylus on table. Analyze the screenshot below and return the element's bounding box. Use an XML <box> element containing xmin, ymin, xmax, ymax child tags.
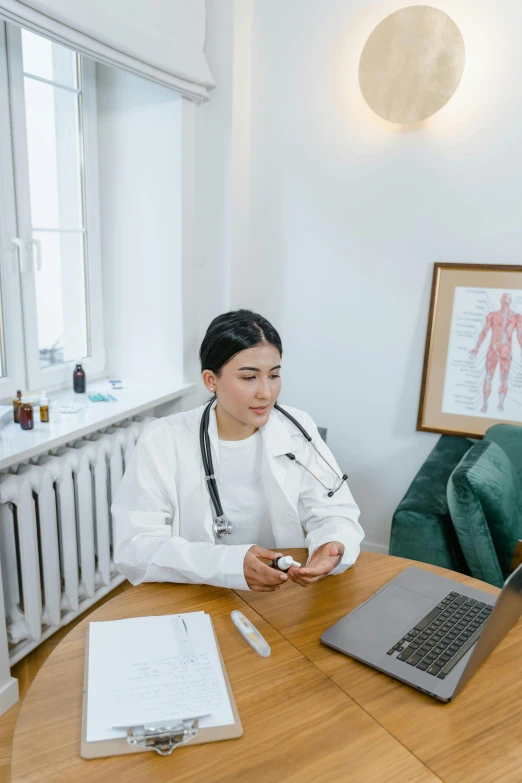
<box><xmin>231</xmin><ymin>611</ymin><xmax>271</xmax><ymax>657</ymax></box>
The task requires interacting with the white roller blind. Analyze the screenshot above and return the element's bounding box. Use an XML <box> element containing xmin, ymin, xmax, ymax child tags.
<box><xmin>0</xmin><ymin>0</ymin><xmax>215</xmax><ymax>100</ymax></box>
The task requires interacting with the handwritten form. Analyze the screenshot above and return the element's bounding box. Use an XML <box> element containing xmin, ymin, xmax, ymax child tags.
<box><xmin>86</xmin><ymin>611</ymin><xmax>235</xmax><ymax>742</ymax></box>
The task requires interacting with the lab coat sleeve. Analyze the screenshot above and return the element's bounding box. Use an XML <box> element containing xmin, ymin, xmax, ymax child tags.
<box><xmin>112</xmin><ymin>425</ymin><xmax>251</xmax><ymax>590</ymax></box>
<box><xmin>296</xmin><ymin>412</ymin><xmax>364</xmax><ymax>575</ymax></box>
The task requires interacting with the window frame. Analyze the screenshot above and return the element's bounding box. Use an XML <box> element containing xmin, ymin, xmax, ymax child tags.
<box><xmin>4</xmin><ymin>23</ymin><xmax>105</xmax><ymax>392</ymax></box>
<box><xmin>0</xmin><ymin>25</ymin><xmax>29</xmax><ymax>400</ymax></box>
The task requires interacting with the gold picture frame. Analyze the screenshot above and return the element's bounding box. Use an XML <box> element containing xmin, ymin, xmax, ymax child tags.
<box><xmin>418</xmin><ymin>263</ymin><xmax>522</xmax><ymax>438</ymax></box>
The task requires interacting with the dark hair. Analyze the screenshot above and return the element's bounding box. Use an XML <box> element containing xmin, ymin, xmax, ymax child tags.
<box><xmin>200</xmin><ymin>310</ymin><xmax>283</xmax><ymax>393</ymax></box>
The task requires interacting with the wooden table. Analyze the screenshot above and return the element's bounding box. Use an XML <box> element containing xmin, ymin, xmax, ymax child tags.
<box><xmin>10</xmin><ymin>553</ymin><xmax>521</xmax><ymax>782</ymax></box>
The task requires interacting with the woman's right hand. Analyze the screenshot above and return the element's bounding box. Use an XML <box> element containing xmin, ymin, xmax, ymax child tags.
<box><xmin>244</xmin><ymin>546</ymin><xmax>288</xmax><ymax>592</ymax></box>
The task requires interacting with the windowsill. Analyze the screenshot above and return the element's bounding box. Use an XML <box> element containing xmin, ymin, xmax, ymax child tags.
<box><xmin>0</xmin><ymin>380</ymin><xmax>194</xmax><ymax>470</ymax></box>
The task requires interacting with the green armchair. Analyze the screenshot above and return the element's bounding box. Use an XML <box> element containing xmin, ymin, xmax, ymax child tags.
<box><xmin>390</xmin><ymin>425</ymin><xmax>522</xmax><ymax>587</ymax></box>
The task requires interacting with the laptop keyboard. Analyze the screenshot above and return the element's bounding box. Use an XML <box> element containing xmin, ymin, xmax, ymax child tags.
<box><xmin>386</xmin><ymin>590</ymin><xmax>493</xmax><ymax>680</ymax></box>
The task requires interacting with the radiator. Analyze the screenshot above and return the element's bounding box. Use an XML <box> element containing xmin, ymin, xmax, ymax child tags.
<box><xmin>0</xmin><ymin>416</ymin><xmax>154</xmax><ymax>672</ymax></box>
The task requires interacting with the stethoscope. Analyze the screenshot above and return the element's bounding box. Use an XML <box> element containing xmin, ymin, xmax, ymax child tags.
<box><xmin>200</xmin><ymin>399</ymin><xmax>349</xmax><ymax>538</ymax></box>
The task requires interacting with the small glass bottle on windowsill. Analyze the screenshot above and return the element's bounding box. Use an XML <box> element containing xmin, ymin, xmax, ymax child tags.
<box><xmin>73</xmin><ymin>363</ymin><xmax>86</xmax><ymax>393</ymax></box>
<box><xmin>12</xmin><ymin>389</ymin><xmax>22</xmax><ymax>423</ymax></box>
<box><xmin>20</xmin><ymin>398</ymin><xmax>34</xmax><ymax>430</ymax></box>
<box><xmin>40</xmin><ymin>391</ymin><xmax>49</xmax><ymax>423</ymax></box>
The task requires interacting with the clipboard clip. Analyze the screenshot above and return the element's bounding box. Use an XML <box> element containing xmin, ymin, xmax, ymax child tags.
<box><xmin>124</xmin><ymin>717</ymin><xmax>203</xmax><ymax>756</ymax></box>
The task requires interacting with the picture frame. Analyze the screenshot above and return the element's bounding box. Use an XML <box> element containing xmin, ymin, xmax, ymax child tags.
<box><xmin>417</xmin><ymin>263</ymin><xmax>522</xmax><ymax>438</ymax></box>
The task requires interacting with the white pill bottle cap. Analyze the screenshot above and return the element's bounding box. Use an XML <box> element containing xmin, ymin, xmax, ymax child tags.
<box><xmin>277</xmin><ymin>555</ymin><xmax>301</xmax><ymax>571</ymax></box>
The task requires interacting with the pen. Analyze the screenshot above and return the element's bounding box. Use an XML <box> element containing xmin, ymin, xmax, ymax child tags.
<box><xmin>177</xmin><ymin>616</ymin><xmax>195</xmax><ymax>663</ymax></box>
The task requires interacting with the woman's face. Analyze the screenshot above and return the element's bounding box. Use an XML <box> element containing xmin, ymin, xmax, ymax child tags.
<box><xmin>207</xmin><ymin>343</ymin><xmax>282</xmax><ymax>428</ymax></box>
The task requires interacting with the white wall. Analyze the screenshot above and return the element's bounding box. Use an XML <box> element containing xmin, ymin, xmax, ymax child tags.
<box><xmin>200</xmin><ymin>0</ymin><xmax>254</xmax><ymax>326</ymax></box>
<box><xmin>96</xmin><ymin>64</ymin><xmax>184</xmax><ymax>388</ymax></box>
<box><xmin>95</xmin><ymin>13</ymin><xmax>252</xmax><ymax>414</ymax></box>
<box><xmin>204</xmin><ymin>0</ymin><xmax>522</xmax><ymax>552</ymax></box>
<box><xmin>178</xmin><ymin>0</ymin><xmax>255</xmax><ymax>412</ymax></box>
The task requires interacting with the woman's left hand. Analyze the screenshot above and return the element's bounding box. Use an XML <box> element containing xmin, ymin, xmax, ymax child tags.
<box><xmin>287</xmin><ymin>541</ymin><xmax>345</xmax><ymax>586</ymax></box>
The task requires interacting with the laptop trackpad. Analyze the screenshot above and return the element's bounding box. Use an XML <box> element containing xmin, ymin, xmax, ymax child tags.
<box><xmin>353</xmin><ymin>585</ymin><xmax>434</xmax><ymax>632</ymax></box>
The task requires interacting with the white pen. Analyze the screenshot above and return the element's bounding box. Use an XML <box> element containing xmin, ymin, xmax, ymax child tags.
<box><xmin>177</xmin><ymin>615</ymin><xmax>195</xmax><ymax>663</ymax></box>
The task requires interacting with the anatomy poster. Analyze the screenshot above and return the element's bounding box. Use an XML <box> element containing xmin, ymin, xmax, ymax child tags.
<box><xmin>442</xmin><ymin>287</ymin><xmax>522</xmax><ymax>420</ymax></box>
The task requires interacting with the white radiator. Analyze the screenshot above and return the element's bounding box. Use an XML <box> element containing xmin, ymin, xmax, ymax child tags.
<box><xmin>0</xmin><ymin>415</ymin><xmax>154</xmax><ymax>715</ymax></box>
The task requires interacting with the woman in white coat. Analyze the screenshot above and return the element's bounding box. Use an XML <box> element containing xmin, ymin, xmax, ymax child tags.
<box><xmin>113</xmin><ymin>309</ymin><xmax>363</xmax><ymax>592</ymax></box>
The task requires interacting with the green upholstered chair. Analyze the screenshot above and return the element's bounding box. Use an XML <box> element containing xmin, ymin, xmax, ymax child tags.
<box><xmin>484</xmin><ymin>424</ymin><xmax>522</xmax><ymax>481</ymax></box>
<box><xmin>389</xmin><ymin>424</ymin><xmax>522</xmax><ymax>586</ymax></box>
<box><xmin>447</xmin><ymin>438</ymin><xmax>522</xmax><ymax>587</ymax></box>
<box><xmin>389</xmin><ymin>435</ymin><xmax>474</xmax><ymax>574</ymax></box>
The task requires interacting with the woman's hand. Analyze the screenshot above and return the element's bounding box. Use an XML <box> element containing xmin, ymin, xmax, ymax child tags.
<box><xmin>244</xmin><ymin>546</ymin><xmax>288</xmax><ymax>592</ymax></box>
<box><xmin>288</xmin><ymin>541</ymin><xmax>344</xmax><ymax>587</ymax></box>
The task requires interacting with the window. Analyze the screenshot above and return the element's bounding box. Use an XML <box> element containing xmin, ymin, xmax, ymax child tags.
<box><xmin>0</xmin><ymin>24</ymin><xmax>105</xmax><ymax>395</ymax></box>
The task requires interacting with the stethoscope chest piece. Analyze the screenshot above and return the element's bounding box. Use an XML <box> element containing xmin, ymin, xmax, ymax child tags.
<box><xmin>213</xmin><ymin>516</ymin><xmax>233</xmax><ymax>538</ymax></box>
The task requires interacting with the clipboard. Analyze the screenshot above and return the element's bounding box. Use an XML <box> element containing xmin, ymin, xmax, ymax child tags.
<box><xmin>81</xmin><ymin>616</ymin><xmax>243</xmax><ymax>758</ymax></box>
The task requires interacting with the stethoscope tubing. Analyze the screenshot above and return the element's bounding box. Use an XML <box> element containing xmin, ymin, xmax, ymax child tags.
<box><xmin>200</xmin><ymin>400</ymin><xmax>224</xmax><ymax>520</ymax></box>
<box><xmin>201</xmin><ymin>399</ymin><xmax>348</xmax><ymax>535</ymax></box>
<box><xmin>274</xmin><ymin>404</ymin><xmax>348</xmax><ymax>496</ymax></box>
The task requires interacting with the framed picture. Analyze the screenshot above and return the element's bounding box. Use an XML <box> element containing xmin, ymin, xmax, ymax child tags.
<box><xmin>418</xmin><ymin>263</ymin><xmax>522</xmax><ymax>438</ymax></box>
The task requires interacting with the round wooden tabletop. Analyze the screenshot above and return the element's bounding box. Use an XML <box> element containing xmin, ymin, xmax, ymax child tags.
<box><xmin>11</xmin><ymin>552</ymin><xmax>520</xmax><ymax>783</ymax></box>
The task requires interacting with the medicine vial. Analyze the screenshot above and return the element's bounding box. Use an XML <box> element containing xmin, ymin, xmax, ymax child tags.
<box><xmin>40</xmin><ymin>391</ymin><xmax>49</xmax><ymax>423</ymax></box>
<box><xmin>73</xmin><ymin>364</ymin><xmax>86</xmax><ymax>393</ymax></box>
<box><xmin>20</xmin><ymin>398</ymin><xmax>34</xmax><ymax>430</ymax></box>
<box><xmin>268</xmin><ymin>555</ymin><xmax>302</xmax><ymax>571</ymax></box>
<box><xmin>12</xmin><ymin>389</ymin><xmax>22</xmax><ymax>423</ymax></box>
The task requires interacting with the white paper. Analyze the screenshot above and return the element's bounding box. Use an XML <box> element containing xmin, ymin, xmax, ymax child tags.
<box><xmin>86</xmin><ymin>611</ymin><xmax>234</xmax><ymax>743</ymax></box>
<box><xmin>442</xmin><ymin>287</ymin><xmax>522</xmax><ymax>420</ymax></box>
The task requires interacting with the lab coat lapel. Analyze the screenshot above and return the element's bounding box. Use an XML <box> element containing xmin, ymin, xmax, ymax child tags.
<box><xmin>260</xmin><ymin>412</ymin><xmax>304</xmax><ymax>548</ymax></box>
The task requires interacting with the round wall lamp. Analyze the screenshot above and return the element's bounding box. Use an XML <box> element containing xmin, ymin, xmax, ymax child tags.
<box><xmin>359</xmin><ymin>5</ymin><xmax>465</xmax><ymax>124</ymax></box>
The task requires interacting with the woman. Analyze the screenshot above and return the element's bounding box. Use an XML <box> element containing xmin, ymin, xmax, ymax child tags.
<box><xmin>113</xmin><ymin>309</ymin><xmax>363</xmax><ymax>592</ymax></box>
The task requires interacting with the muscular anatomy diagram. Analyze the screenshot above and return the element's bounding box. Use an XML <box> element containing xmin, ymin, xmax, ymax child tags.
<box><xmin>470</xmin><ymin>293</ymin><xmax>522</xmax><ymax>413</ymax></box>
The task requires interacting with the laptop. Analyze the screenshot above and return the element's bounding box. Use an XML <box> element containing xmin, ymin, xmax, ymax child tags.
<box><xmin>320</xmin><ymin>563</ymin><xmax>522</xmax><ymax>702</ymax></box>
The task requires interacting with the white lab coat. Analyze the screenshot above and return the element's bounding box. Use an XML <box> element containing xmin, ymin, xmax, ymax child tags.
<box><xmin>112</xmin><ymin>400</ymin><xmax>363</xmax><ymax>591</ymax></box>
